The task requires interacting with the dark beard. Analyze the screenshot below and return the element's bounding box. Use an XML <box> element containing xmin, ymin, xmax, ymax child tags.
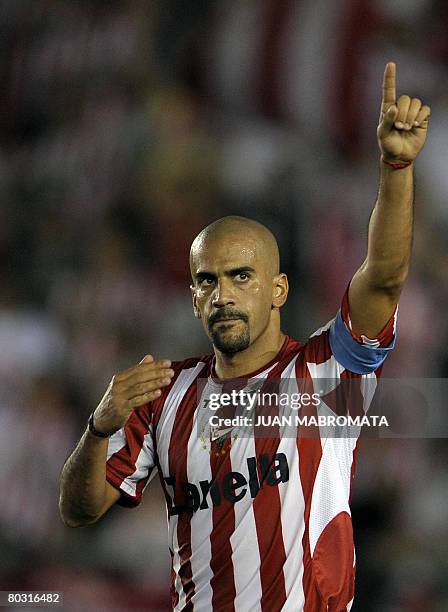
<box><xmin>211</xmin><ymin>325</ymin><xmax>250</xmax><ymax>354</ymax></box>
<box><xmin>208</xmin><ymin>308</ymin><xmax>250</xmax><ymax>354</ymax></box>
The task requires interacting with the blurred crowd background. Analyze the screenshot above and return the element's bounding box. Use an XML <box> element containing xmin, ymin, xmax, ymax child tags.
<box><xmin>1</xmin><ymin>1</ymin><xmax>448</xmax><ymax>610</ymax></box>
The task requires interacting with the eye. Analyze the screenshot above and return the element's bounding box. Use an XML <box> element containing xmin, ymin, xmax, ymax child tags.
<box><xmin>199</xmin><ymin>277</ymin><xmax>215</xmax><ymax>287</ymax></box>
<box><xmin>236</xmin><ymin>272</ymin><xmax>250</xmax><ymax>282</ymax></box>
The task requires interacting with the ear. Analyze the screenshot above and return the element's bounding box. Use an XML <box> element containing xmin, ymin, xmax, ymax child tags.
<box><xmin>272</xmin><ymin>273</ymin><xmax>289</xmax><ymax>308</ymax></box>
<box><xmin>190</xmin><ymin>285</ymin><xmax>201</xmax><ymax>319</ymax></box>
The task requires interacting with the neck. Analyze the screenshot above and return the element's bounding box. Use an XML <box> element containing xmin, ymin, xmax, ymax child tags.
<box><xmin>213</xmin><ymin>323</ymin><xmax>285</xmax><ymax>380</ymax></box>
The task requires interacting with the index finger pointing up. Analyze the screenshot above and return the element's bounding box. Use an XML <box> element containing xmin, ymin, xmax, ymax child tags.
<box><xmin>382</xmin><ymin>62</ymin><xmax>396</xmax><ymax>106</ymax></box>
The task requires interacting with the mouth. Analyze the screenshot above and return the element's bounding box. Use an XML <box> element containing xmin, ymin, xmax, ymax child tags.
<box><xmin>212</xmin><ymin>318</ymin><xmax>242</xmax><ymax>325</ymax></box>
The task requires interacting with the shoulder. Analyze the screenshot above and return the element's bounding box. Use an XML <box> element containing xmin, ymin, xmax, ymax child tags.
<box><xmin>271</xmin><ymin>335</ymin><xmax>307</xmax><ymax>377</ymax></box>
<box><xmin>279</xmin><ymin>336</ymin><xmax>305</xmax><ymax>362</ymax></box>
<box><xmin>301</xmin><ymin>319</ymin><xmax>335</xmax><ymax>365</ymax></box>
<box><xmin>271</xmin><ymin>330</ymin><xmax>338</xmax><ymax>379</ymax></box>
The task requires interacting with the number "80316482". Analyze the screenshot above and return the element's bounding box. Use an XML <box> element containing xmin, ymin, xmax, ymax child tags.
<box><xmin>3</xmin><ymin>592</ymin><xmax>62</xmax><ymax>606</ymax></box>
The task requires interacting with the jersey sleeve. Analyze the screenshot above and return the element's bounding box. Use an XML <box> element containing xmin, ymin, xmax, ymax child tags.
<box><xmin>328</xmin><ymin>284</ymin><xmax>397</xmax><ymax>374</ymax></box>
<box><xmin>106</xmin><ymin>405</ymin><xmax>157</xmax><ymax>508</ymax></box>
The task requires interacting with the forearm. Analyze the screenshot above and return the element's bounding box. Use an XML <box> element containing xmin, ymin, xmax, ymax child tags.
<box><xmin>59</xmin><ymin>428</ymin><xmax>110</xmax><ymax>527</ymax></box>
<box><xmin>364</xmin><ymin>158</ymin><xmax>414</xmax><ymax>289</ymax></box>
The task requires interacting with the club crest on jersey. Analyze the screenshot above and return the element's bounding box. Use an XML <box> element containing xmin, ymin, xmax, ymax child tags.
<box><xmin>198</xmin><ymin>428</ymin><xmax>237</xmax><ymax>456</ymax></box>
<box><xmin>163</xmin><ymin>452</ymin><xmax>289</xmax><ymax>515</ymax></box>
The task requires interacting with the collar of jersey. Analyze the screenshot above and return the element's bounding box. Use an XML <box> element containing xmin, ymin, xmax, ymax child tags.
<box><xmin>208</xmin><ymin>335</ymin><xmax>291</xmax><ymax>387</ymax></box>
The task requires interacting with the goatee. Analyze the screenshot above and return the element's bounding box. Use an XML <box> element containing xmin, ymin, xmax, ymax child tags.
<box><xmin>211</xmin><ymin>327</ymin><xmax>250</xmax><ymax>354</ymax></box>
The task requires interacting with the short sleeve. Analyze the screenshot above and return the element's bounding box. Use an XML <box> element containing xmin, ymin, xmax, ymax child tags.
<box><xmin>328</xmin><ymin>285</ymin><xmax>398</xmax><ymax>374</ymax></box>
<box><xmin>106</xmin><ymin>406</ymin><xmax>157</xmax><ymax>508</ymax></box>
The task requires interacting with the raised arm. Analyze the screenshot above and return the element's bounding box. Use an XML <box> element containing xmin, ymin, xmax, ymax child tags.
<box><xmin>349</xmin><ymin>62</ymin><xmax>430</xmax><ymax>338</ymax></box>
<box><xmin>59</xmin><ymin>355</ymin><xmax>174</xmax><ymax>527</ymax></box>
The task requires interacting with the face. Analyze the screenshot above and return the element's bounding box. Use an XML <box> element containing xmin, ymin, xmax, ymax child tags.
<box><xmin>190</xmin><ymin>233</ymin><xmax>286</xmax><ymax>354</ymax></box>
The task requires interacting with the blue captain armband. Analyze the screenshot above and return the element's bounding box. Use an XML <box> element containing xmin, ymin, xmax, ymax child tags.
<box><xmin>329</xmin><ymin>310</ymin><xmax>396</xmax><ymax>374</ymax></box>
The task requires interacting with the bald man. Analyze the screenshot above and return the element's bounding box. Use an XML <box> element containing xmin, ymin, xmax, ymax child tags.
<box><xmin>60</xmin><ymin>63</ymin><xmax>430</xmax><ymax>611</ymax></box>
<box><xmin>189</xmin><ymin>216</ymin><xmax>287</xmax><ymax>373</ymax></box>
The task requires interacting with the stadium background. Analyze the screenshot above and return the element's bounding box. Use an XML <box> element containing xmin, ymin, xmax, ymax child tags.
<box><xmin>1</xmin><ymin>1</ymin><xmax>447</xmax><ymax>610</ymax></box>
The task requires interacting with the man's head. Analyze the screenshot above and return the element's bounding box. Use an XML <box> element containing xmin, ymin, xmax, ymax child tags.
<box><xmin>190</xmin><ymin>216</ymin><xmax>288</xmax><ymax>354</ymax></box>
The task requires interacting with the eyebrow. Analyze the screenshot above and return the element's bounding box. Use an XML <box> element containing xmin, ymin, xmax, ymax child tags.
<box><xmin>194</xmin><ymin>266</ymin><xmax>256</xmax><ymax>281</ymax></box>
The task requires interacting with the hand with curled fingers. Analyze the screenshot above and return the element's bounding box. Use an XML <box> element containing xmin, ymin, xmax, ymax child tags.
<box><xmin>92</xmin><ymin>355</ymin><xmax>174</xmax><ymax>436</ymax></box>
<box><xmin>377</xmin><ymin>62</ymin><xmax>431</xmax><ymax>163</ymax></box>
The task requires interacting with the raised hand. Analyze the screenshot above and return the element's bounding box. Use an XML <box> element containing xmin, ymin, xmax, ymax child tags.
<box><xmin>92</xmin><ymin>355</ymin><xmax>174</xmax><ymax>436</ymax></box>
<box><xmin>377</xmin><ymin>62</ymin><xmax>430</xmax><ymax>163</ymax></box>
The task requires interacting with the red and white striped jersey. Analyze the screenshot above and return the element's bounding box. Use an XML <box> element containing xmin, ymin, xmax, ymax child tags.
<box><xmin>106</xmin><ymin>289</ymin><xmax>397</xmax><ymax>611</ymax></box>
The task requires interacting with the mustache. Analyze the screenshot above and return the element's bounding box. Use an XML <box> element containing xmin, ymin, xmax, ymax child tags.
<box><xmin>208</xmin><ymin>309</ymin><xmax>249</xmax><ymax>327</ymax></box>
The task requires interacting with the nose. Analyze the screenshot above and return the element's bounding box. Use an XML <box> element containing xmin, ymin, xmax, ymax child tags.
<box><xmin>212</xmin><ymin>278</ymin><xmax>235</xmax><ymax>308</ymax></box>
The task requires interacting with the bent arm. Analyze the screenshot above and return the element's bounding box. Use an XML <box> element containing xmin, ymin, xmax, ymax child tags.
<box><xmin>59</xmin><ymin>355</ymin><xmax>174</xmax><ymax>527</ymax></box>
<box><xmin>59</xmin><ymin>428</ymin><xmax>120</xmax><ymax>527</ymax></box>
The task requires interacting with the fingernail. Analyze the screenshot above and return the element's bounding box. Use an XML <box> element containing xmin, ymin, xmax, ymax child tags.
<box><xmin>163</xmin><ymin>378</ymin><xmax>171</xmax><ymax>385</ymax></box>
<box><xmin>395</xmin><ymin>121</ymin><xmax>404</xmax><ymax>129</ymax></box>
<box><xmin>413</xmin><ymin>121</ymin><xmax>419</xmax><ymax>126</ymax></box>
<box><xmin>403</xmin><ymin>123</ymin><xmax>410</xmax><ymax>130</ymax></box>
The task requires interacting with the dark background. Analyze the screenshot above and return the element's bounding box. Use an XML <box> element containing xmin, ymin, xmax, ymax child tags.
<box><xmin>1</xmin><ymin>1</ymin><xmax>447</xmax><ymax>610</ymax></box>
